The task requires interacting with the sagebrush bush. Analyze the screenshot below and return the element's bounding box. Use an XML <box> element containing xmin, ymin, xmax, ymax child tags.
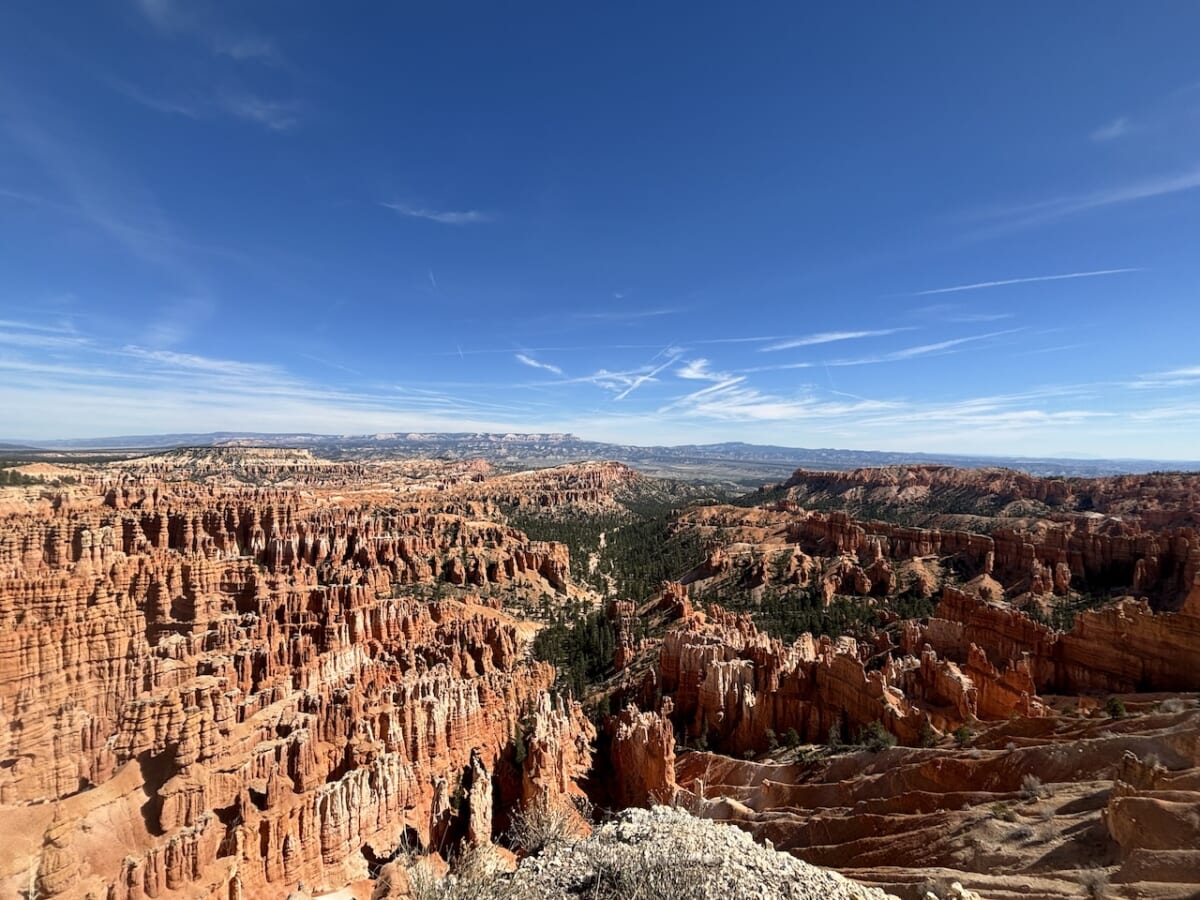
<box><xmin>1008</xmin><ymin>824</ymin><xmax>1034</xmax><ymax>842</ymax></box>
<box><xmin>1079</xmin><ymin>866</ymin><xmax>1109</xmax><ymax>899</ymax></box>
<box><xmin>408</xmin><ymin>844</ymin><xmax>540</xmax><ymax>900</ymax></box>
<box><xmin>506</xmin><ymin>792</ymin><xmax>581</xmax><ymax>855</ymax></box>
<box><xmin>990</xmin><ymin>802</ymin><xmax>1017</xmax><ymax>822</ymax></box>
<box><xmin>571</xmin><ymin>838</ymin><xmax>718</xmax><ymax>899</ymax></box>
<box><xmin>1020</xmin><ymin>773</ymin><xmax>1044</xmax><ymax>800</ymax></box>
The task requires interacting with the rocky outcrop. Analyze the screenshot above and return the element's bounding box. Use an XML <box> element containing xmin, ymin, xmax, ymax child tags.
<box><xmin>659</xmin><ymin>607</ymin><xmax>985</xmax><ymax>752</ymax></box>
<box><xmin>482</xmin><ymin>461</ymin><xmax>645</xmax><ymax>513</ymax></box>
<box><xmin>1104</xmin><ymin>749</ymin><xmax>1200</xmax><ymax>884</ymax></box>
<box><xmin>464</xmin><ymin>749</ymin><xmax>494</xmax><ymax>847</ymax></box>
<box><xmin>684</xmin><ymin>464</ymin><xmax>1200</xmax><ymax>608</ymax></box>
<box><xmin>608</xmin><ymin>706</ymin><xmax>676</xmax><ymax>807</ymax></box>
<box><xmin>785</xmin><ymin>510</ymin><xmax>1199</xmax><ymax>605</ymax></box>
<box><xmin>906</xmin><ymin>583</ymin><xmax>1200</xmax><ymax>695</ymax></box>
<box><xmin>519</xmin><ymin>693</ymin><xmax>596</xmax><ymax>810</ymax></box>
<box><xmin>35</xmin><ymin>808</ymin><xmax>83</xmax><ymax>898</ymax></box>
<box><xmin>502</xmin><ymin>806</ymin><xmax>897</xmax><ymax>899</ymax></box>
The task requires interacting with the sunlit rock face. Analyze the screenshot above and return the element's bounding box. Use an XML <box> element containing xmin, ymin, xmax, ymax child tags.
<box><xmin>0</xmin><ymin>454</ymin><xmax>594</xmax><ymax>900</ymax></box>
<box><xmin>629</xmin><ymin>463</ymin><xmax>1200</xmax><ymax>897</ymax></box>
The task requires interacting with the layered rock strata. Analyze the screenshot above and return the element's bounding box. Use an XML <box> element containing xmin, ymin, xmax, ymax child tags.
<box><xmin>0</xmin><ymin>473</ymin><xmax>589</xmax><ymax>900</ymax></box>
<box><xmin>906</xmin><ymin>583</ymin><xmax>1200</xmax><ymax>695</ymax></box>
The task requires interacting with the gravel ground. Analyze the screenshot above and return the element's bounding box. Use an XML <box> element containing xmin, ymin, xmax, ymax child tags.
<box><xmin>502</xmin><ymin>806</ymin><xmax>897</xmax><ymax>900</ymax></box>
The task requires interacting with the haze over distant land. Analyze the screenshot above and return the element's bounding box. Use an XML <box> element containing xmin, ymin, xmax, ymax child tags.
<box><xmin>2</xmin><ymin>5</ymin><xmax>1200</xmax><ymax>456</ymax></box>
<box><xmin>3</xmin><ymin>431</ymin><xmax>1196</xmax><ymax>481</ymax></box>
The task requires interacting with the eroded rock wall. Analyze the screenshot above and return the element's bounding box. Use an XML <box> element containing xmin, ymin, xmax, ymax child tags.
<box><xmin>0</xmin><ymin>478</ymin><xmax>586</xmax><ymax>900</ymax></box>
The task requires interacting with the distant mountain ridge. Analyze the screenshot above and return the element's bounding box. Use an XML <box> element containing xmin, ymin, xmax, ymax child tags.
<box><xmin>4</xmin><ymin>431</ymin><xmax>1197</xmax><ymax>481</ymax></box>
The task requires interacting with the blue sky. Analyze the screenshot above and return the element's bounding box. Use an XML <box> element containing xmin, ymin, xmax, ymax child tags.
<box><xmin>2</xmin><ymin>3</ymin><xmax>1200</xmax><ymax>457</ymax></box>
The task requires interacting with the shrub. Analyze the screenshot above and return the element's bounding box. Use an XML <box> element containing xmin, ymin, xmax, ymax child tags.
<box><xmin>406</xmin><ymin>857</ymin><xmax>442</xmax><ymax>900</ymax></box>
<box><xmin>1020</xmin><ymin>774</ymin><xmax>1044</xmax><ymax>800</ymax></box>
<box><xmin>506</xmin><ymin>792</ymin><xmax>579</xmax><ymax>856</ymax></box>
<box><xmin>764</xmin><ymin>728</ymin><xmax>779</xmax><ymax>751</ymax></box>
<box><xmin>1079</xmin><ymin>866</ymin><xmax>1109</xmax><ymax>899</ymax></box>
<box><xmin>990</xmin><ymin>802</ymin><xmax>1017</xmax><ymax>822</ymax></box>
<box><xmin>568</xmin><ymin>835</ymin><xmax>717</xmax><ymax>899</ymax></box>
<box><xmin>953</xmin><ymin>725</ymin><xmax>974</xmax><ymax>748</ymax></box>
<box><xmin>408</xmin><ymin>847</ymin><xmax>515</xmax><ymax>900</ymax></box>
<box><xmin>783</xmin><ymin>727</ymin><xmax>801</xmax><ymax>749</ymax></box>
<box><xmin>857</xmin><ymin>720</ymin><xmax>897</xmax><ymax>752</ymax></box>
<box><xmin>1105</xmin><ymin>696</ymin><xmax>1127</xmax><ymax>719</ymax></box>
<box><xmin>918</xmin><ymin>719</ymin><xmax>938</xmax><ymax>748</ymax></box>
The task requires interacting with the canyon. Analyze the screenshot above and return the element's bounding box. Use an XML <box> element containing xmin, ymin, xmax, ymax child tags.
<box><xmin>1</xmin><ymin>452</ymin><xmax>1198</xmax><ymax>898</ymax></box>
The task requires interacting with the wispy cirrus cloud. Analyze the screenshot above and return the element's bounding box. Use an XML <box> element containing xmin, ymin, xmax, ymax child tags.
<box><xmin>102</xmin><ymin>74</ymin><xmax>301</xmax><ymax>132</ymax></box>
<box><xmin>857</xmin><ymin>404</ymin><xmax>1113</xmax><ymax>432</ymax></box>
<box><xmin>135</xmin><ymin>0</ymin><xmax>281</xmax><ymax>63</ymax></box>
<box><xmin>969</xmin><ymin>165</ymin><xmax>1200</xmax><ymax>230</ymax></box>
<box><xmin>749</xmin><ymin>330</ymin><xmax>1023</xmax><ymax>372</ymax></box>
<box><xmin>0</xmin><ymin>321</ymin><xmax>538</xmax><ymax>439</ymax></box>
<box><xmin>911</xmin><ymin>304</ymin><xmax>1014</xmax><ymax>323</ymax></box>
<box><xmin>437</xmin><ymin>343</ymin><xmax>665</xmax><ymax>356</ymax></box>
<box><xmin>213</xmin><ymin>36</ymin><xmax>280</xmax><ymax>63</ymax></box>
<box><xmin>1091</xmin><ymin>117</ymin><xmax>1130</xmax><ymax>142</ymax></box>
<box><xmin>660</xmin><ymin>377</ymin><xmax>895</xmax><ymax>423</ymax></box>
<box><xmin>760</xmin><ymin>327</ymin><xmax>913</xmax><ymax>352</ymax></box>
<box><xmin>2</xmin><ymin>314</ymin><xmax>1197</xmax><ymax>458</ymax></box>
<box><xmin>614</xmin><ymin>355</ymin><xmax>679</xmax><ymax>400</ymax></box>
<box><xmin>0</xmin><ymin>100</ymin><xmax>238</xmax><ymax>320</ymax></box>
<box><xmin>125</xmin><ymin>1</ymin><xmax>299</xmax><ymax>131</ymax></box>
<box><xmin>0</xmin><ymin>327</ymin><xmax>89</xmax><ymax>350</ymax></box>
<box><xmin>573</xmin><ymin>307</ymin><xmax>682</xmax><ymax>321</ymax></box>
<box><xmin>121</xmin><ymin>345</ymin><xmax>284</xmax><ymax>379</ymax></box>
<box><xmin>559</xmin><ymin>346</ymin><xmax>684</xmax><ymax>400</ymax></box>
<box><xmin>571</xmin><ymin>369</ymin><xmax>645</xmax><ymax>392</ymax></box>
<box><xmin>0</xmin><ymin>318</ymin><xmax>78</xmax><ymax>334</ymax></box>
<box><xmin>104</xmin><ymin>77</ymin><xmax>204</xmax><ymax>118</ymax></box>
<box><xmin>381</xmin><ymin>202</ymin><xmax>494</xmax><ymax>225</ymax></box>
<box><xmin>686</xmin><ymin>335</ymin><xmax>788</xmax><ymax>345</ymax></box>
<box><xmin>1127</xmin><ymin>365</ymin><xmax>1200</xmax><ymax>389</ymax></box>
<box><xmin>1088</xmin><ymin>83</ymin><xmax>1200</xmax><ymax>144</ymax></box>
<box><xmin>676</xmin><ymin>358</ymin><xmax>729</xmax><ymax>381</ymax></box>
<box><xmin>912</xmin><ymin>268</ymin><xmax>1141</xmax><ymax>296</ymax></box>
<box><xmin>832</xmin><ymin>329</ymin><xmax>1022</xmax><ymax>365</ymax></box>
<box><xmin>515</xmin><ymin>353</ymin><xmax>563</xmax><ymax>376</ymax></box>
<box><xmin>216</xmin><ymin>94</ymin><xmax>301</xmax><ymax>131</ymax></box>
